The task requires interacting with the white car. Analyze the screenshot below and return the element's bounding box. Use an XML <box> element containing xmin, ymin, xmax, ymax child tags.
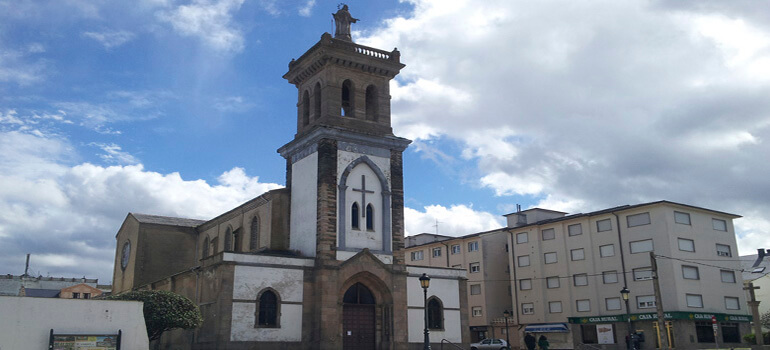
<box><xmin>470</xmin><ymin>338</ymin><xmax>509</xmax><ymax>350</ymax></box>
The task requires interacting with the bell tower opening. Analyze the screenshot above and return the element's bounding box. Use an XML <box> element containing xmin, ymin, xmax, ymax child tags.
<box><xmin>341</xmin><ymin>79</ymin><xmax>354</xmax><ymax>117</ymax></box>
<box><xmin>365</xmin><ymin>85</ymin><xmax>378</xmax><ymax>121</ymax></box>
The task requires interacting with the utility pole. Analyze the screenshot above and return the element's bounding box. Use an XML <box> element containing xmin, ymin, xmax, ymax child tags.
<box><xmin>650</xmin><ymin>252</ymin><xmax>669</xmax><ymax>350</ymax></box>
<box><xmin>745</xmin><ymin>282</ymin><xmax>764</xmax><ymax>346</ymax></box>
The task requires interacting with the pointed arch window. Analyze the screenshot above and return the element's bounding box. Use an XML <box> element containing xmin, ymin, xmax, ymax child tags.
<box><xmin>366</xmin><ymin>204</ymin><xmax>374</xmax><ymax>231</ymax></box>
<box><xmin>427</xmin><ymin>297</ymin><xmax>444</xmax><ymax>330</ymax></box>
<box><xmin>365</xmin><ymin>85</ymin><xmax>378</xmax><ymax>121</ymax></box>
<box><xmin>250</xmin><ymin>216</ymin><xmax>260</xmax><ymax>251</ymax></box>
<box><xmin>341</xmin><ymin>79</ymin><xmax>354</xmax><ymax>117</ymax></box>
<box><xmin>202</xmin><ymin>237</ymin><xmax>209</xmax><ymax>258</ymax></box>
<box><xmin>302</xmin><ymin>90</ymin><xmax>310</xmax><ymax>126</ymax></box>
<box><xmin>225</xmin><ymin>227</ymin><xmax>233</xmax><ymax>252</ymax></box>
<box><xmin>232</xmin><ymin>228</ymin><xmax>241</xmax><ymax>253</ymax></box>
<box><xmin>351</xmin><ymin>203</ymin><xmax>360</xmax><ymax>230</ymax></box>
<box><xmin>313</xmin><ymin>82</ymin><xmax>322</xmax><ymax>119</ymax></box>
<box><xmin>256</xmin><ymin>289</ymin><xmax>280</xmax><ymax>327</ymax></box>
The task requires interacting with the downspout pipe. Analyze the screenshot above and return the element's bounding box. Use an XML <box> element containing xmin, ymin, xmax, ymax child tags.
<box><xmin>612</xmin><ymin>212</ymin><xmax>629</xmax><ymax>287</ymax></box>
<box><xmin>505</xmin><ymin>229</ymin><xmax>520</xmax><ymax>326</ymax></box>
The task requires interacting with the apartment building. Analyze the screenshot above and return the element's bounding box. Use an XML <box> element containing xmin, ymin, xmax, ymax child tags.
<box><xmin>507</xmin><ymin>201</ymin><xmax>750</xmax><ymax>349</ymax></box>
<box><xmin>405</xmin><ymin>231</ymin><xmax>513</xmax><ymax>343</ymax></box>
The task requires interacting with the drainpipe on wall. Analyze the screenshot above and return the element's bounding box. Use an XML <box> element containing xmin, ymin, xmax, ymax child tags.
<box><xmin>505</xmin><ymin>229</ymin><xmax>520</xmax><ymax>329</ymax></box>
<box><xmin>439</xmin><ymin>241</ymin><xmax>450</xmax><ymax>267</ymax></box>
<box><xmin>612</xmin><ymin>213</ymin><xmax>629</xmax><ymax>287</ymax></box>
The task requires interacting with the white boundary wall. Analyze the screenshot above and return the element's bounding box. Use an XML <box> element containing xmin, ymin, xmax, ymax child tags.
<box><xmin>0</xmin><ymin>296</ymin><xmax>149</xmax><ymax>350</ymax></box>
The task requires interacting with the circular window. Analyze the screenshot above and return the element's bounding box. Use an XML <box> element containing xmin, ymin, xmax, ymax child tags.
<box><xmin>121</xmin><ymin>241</ymin><xmax>131</xmax><ymax>270</ymax></box>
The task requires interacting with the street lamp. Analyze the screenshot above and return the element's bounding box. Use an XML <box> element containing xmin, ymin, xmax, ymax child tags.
<box><xmin>620</xmin><ymin>286</ymin><xmax>632</xmax><ymax>350</ymax></box>
<box><xmin>503</xmin><ymin>310</ymin><xmax>511</xmax><ymax>350</ymax></box>
<box><xmin>420</xmin><ymin>273</ymin><xmax>431</xmax><ymax>350</ymax></box>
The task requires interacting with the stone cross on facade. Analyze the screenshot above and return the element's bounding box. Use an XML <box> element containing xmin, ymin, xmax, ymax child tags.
<box><xmin>333</xmin><ymin>4</ymin><xmax>358</xmax><ymax>41</ymax></box>
<box><xmin>352</xmin><ymin>175</ymin><xmax>373</xmax><ymax>217</ymax></box>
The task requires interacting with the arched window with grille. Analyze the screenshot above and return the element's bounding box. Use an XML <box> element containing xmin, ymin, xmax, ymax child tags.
<box><xmin>224</xmin><ymin>227</ymin><xmax>233</xmax><ymax>252</ymax></box>
<box><xmin>351</xmin><ymin>202</ymin><xmax>360</xmax><ymax>230</ymax></box>
<box><xmin>250</xmin><ymin>216</ymin><xmax>260</xmax><ymax>251</ymax></box>
<box><xmin>232</xmin><ymin>228</ymin><xmax>240</xmax><ymax>253</ymax></box>
<box><xmin>427</xmin><ymin>297</ymin><xmax>443</xmax><ymax>330</ymax></box>
<box><xmin>256</xmin><ymin>289</ymin><xmax>280</xmax><ymax>327</ymax></box>
<box><xmin>366</xmin><ymin>204</ymin><xmax>374</xmax><ymax>231</ymax></box>
<box><xmin>202</xmin><ymin>236</ymin><xmax>209</xmax><ymax>259</ymax></box>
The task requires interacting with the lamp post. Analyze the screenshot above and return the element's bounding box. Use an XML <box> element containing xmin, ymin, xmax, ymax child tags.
<box><xmin>620</xmin><ymin>286</ymin><xmax>632</xmax><ymax>350</ymax></box>
<box><xmin>503</xmin><ymin>310</ymin><xmax>511</xmax><ymax>350</ymax></box>
<box><xmin>420</xmin><ymin>273</ymin><xmax>431</xmax><ymax>350</ymax></box>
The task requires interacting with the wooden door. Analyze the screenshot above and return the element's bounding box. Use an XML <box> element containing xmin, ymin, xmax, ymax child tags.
<box><xmin>343</xmin><ymin>304</ymin><xmax>375</xmax><ymax>350</ymax></box>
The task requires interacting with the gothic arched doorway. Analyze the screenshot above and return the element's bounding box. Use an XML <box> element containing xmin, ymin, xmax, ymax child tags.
<box><xmin>342</xmin><ymin>282</ymin><xmax>376</xmax><ymax>349</ymax></box>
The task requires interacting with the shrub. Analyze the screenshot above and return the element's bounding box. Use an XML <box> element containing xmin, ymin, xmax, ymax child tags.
<box><xmin>106</xmin><ymin>290</ymin><xmax>202</xmax><ymax>341</ymax></box>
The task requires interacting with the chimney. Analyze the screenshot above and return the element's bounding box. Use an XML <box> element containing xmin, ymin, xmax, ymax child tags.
<box><xmin>753</xmin><ymin>248</ymin><xmax>768</xmax><ymax>268</ymax></box>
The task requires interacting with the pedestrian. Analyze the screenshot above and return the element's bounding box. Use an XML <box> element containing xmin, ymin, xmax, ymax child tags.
<box><xmin>524</xmin><ymin>332</ymin><xmax>536</xmax><ymax>350</ymax></box>
<box><xmin>538</xmin><ymin>335</ymin><xmax>549</xmax><ymax>350</ymax></box>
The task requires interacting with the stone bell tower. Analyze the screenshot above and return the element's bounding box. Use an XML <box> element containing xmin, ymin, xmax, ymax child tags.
<box><xmin>278</xmin><ymin>6</ymin><xmax>412</xmax><ymax>349</ymax></box>
<box><xmin>278</xmin><ymin>4</ymin><xmax>411</xmax><ymax>263</ymax></box>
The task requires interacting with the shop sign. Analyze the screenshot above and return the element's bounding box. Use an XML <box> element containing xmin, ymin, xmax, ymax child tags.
<box><xmin>569</xmin><ymin>312</ymin><xmax>752</xmax><ymax>324</ymax></box>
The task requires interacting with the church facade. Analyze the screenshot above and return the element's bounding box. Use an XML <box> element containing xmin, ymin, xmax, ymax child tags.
<box><xmin>111</xmin><ymin>6</ymin><xmax>469</xmax><ymax>349</ymax></box>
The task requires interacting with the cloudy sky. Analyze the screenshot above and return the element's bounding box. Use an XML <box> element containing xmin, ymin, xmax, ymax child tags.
<box><xmin>2</xmin><ymin>0</ymin><xmax>769</xmax><ymax>282</ymax></box>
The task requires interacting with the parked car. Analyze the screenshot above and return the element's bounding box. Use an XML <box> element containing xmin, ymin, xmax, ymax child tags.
<box><xmin>470</xmin><ymin>338</ymin><xmax>509</xmax><ymax>350</ymax></box>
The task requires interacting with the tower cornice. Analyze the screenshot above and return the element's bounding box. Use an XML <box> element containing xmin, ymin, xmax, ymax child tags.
<box><xmin>277</xmin><ymin>125</ymin><xmax>411</xmax><ymax>163</ymax></box>
<box><xmin>283</xmin><ymin>33</ymin><xmax>405</xmax><ymax>85</ymax></box>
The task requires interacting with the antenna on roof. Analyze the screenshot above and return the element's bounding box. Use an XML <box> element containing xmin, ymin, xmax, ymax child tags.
<box><xmin>433</xmin><ymin>219</ymin><xmax>442</xmax><ymax>235</ymax></box>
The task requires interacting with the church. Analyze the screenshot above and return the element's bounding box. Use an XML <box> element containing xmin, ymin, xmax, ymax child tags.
<box><xmin>111</xmin><ymin>6</ymin><xmax>470</xmax><ymax>349</ymax></box>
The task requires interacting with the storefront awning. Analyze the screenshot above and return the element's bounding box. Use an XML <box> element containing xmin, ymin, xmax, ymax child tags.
<box><xmin>524</xmin><ymin>323</ymin><xmax>569</xmax><ymax>333</ymax></box>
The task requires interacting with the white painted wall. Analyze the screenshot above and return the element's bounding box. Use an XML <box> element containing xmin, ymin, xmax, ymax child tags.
<box><xmin>290</xmin><ymin>152</ymin><xmax>318</xmax><ymax>257</ymax></box>
<box><xmin>337</xmin><ymin>150</ymin><xmax>391</xmax><ymax>253</ymax></box>
<box><xmin>406</xmin><ymin>266</ymin><xmax>466</xmax><ymax>344</ymax></box>
<box><xmin>0</xmin><ymin>296</ymin><xmax>149</xmax><ymax>350</ymax></box>
<box><xmin>231</xmin><ymin>303</ymin><xmax>303</xmax><ymax>342</ymax></box>
<box><xmin>230</xmin><ymin>265</ymin><xmax>304</xmax><ymax>342</ymax></box>
<box><xmin>344</xmin><ymin>163</ymin><xmax>383</xmax><ymax>251</ymax></box>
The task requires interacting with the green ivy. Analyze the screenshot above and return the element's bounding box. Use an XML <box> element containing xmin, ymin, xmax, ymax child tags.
<box><xmin>106</xmin><ymin>290</ymin><xmax>203</xmax><ymax>341</ymax></box>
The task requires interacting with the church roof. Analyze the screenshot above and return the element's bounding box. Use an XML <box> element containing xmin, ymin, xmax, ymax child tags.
<box><xmin>131</xmin><ymin>213</ymin><xmax>206</xmax><ymax>227</ymax></box>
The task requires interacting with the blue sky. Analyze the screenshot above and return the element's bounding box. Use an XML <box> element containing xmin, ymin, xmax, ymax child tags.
<box><xmin>2</xmin><ymin>0</ymin><xmax>770</xmax><ymax>282</ymax></box>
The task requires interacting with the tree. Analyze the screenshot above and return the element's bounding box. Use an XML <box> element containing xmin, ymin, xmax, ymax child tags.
<box><xmin>106</xmin><ymin>290</ymin><xmax>203</xmax><ymax>341</ymax></box>
<box><xmin>762</xmin><ymin>311</ymin><xmax>770</xmax><ymax>329</ymax></box>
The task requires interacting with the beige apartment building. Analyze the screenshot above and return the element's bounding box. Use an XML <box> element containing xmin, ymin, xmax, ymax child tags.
<box><xmin>507</xmin><ymin>201</ymin><xmax>750</xmax><ymax>349</ymax></box>
<box><xmin>405</xmin><ymin>231</ymin><xmax>513</xmax><ymax>343</ymax></box>
<box><xmin>407</xmin><ymin>200</ymin><xmax>752</xmax><ymax>349</ymax></box>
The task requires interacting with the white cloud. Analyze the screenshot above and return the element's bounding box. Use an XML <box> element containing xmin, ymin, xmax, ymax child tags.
<box><xmin>157</xmin><ymin>0</ymin><xmax>245</xmax><ymax>53</ymax></box>
<box><xmin>361</xmin><ymin>0</ymin><xmax>770</xmax><ymax>253</ymax></box>
<box><xmin>298</xmin><ymin>0</ymin><xmax>315</xmax><ymax>17</ymax></box>
<box><xmin>0</xmin><ymin>131</ymin><xmax>283</xmax><ymax>281</ymax></box>
<box><xmin>0</xmin><ymin>45</ymin><xmax>47</xmax><ymax>85</ymax></box>
<box><xmin>212</xmin><ymin>95</ymin><xmax>254</xmax><ymax>113</ymax></box>
<box><xmin>82</xmin><ymin>30</ymin><xmax>136</xmax><ymax>49</ymax></box>
<box><xmin>405</xmin><ymin>204</ymin><xmax>503</xmax><ymax>237</ymax></box>
<box><xmin>89</xmin><ymin>143</ymin><xmax>139</xmax><ymax>165</ymax></box>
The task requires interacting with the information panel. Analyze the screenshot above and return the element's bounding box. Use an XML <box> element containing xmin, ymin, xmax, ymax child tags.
<box><xmin>49</xmin><ymin>330</ymin><xmax>121</xmax><ymax>350</ymax></box>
